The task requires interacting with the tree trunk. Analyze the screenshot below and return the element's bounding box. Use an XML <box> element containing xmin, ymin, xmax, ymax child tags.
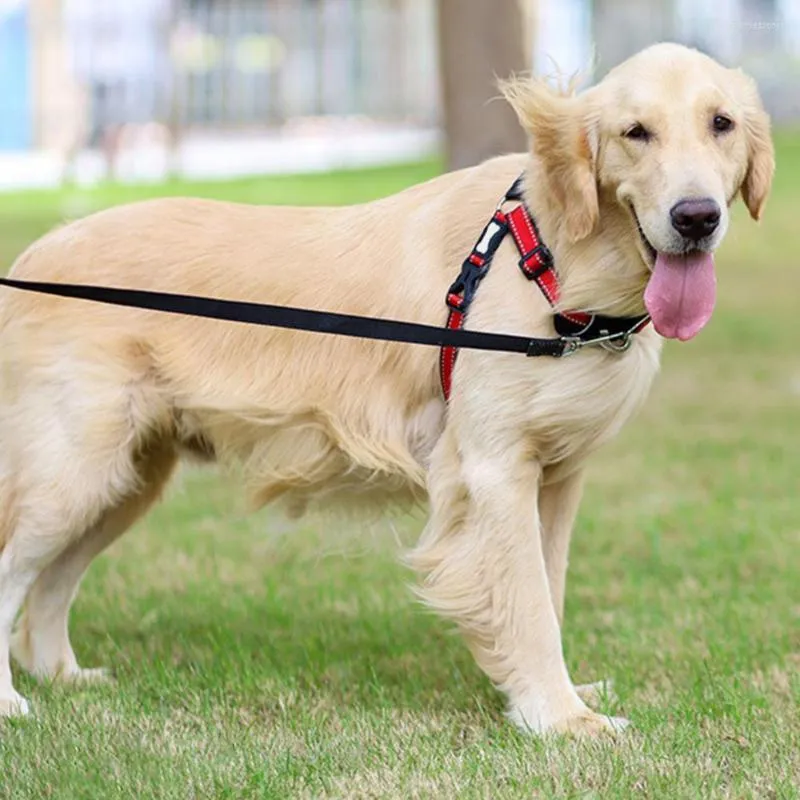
<box><xmin>437</xmin><ymin>0</ymin><xmax>529</xmax><ymax>171</ymax></box>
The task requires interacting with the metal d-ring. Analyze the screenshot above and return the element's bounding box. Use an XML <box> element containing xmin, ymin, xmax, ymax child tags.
<box><xmin>599</xmin><ymin>334</ymin><xmax>633</xmax><ymax>353</ymax></box>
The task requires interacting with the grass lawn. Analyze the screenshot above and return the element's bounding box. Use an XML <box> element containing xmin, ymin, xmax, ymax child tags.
<box><xmin>0</xmin><ymin>136</ymin><xmax>799</xmax><ymax>799</ymax></box>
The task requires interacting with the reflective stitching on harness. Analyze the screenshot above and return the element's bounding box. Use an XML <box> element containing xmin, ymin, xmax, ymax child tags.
<box><xmin>518</xmin><ymin>204</ymin><xmax>540</xmax><ymax>254</ymax></box>
<box><xmin>507</xmin><ymin>207</ymin><xmax>558</xmax><ymax>304</ymax></box>
<box><xmin>439</xmin><ymin>308</ymin><xmax>463</xmax><ymax>400</ymax></box>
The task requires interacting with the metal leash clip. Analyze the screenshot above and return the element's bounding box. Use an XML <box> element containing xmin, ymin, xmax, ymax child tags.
<box><xmin>559</xmin><ymin>337</ymin><xmax>585</xmax><ymax>357</ymax></box>
<box><xmin>560</xmin><ymin>331</ymin><xmax>631</xmax><ymax>357</ymax></box>
<box><xmin>560</xmin><ymin>314</ymin><xmax>651</xmax><ymax>357</ymax></box>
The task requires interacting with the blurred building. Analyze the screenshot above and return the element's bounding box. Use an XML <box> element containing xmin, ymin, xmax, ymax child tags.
<box><xmin>0</xmin><ymin>0</ymin><xmax>31</xmax><ymax>150</ymax></box>
<box><xmin>21</xmin><ymin>0</ymin><xmax>439</xmax><ymax>150</ymax></box>
<box><xmin>0</xmin><ymin>0</ymin><xmax>797</xmax><ymax>185</ymax></box>
<box><xmin>534</xmin><ymin>0</ymin><xmax>800</xmax><ymax>123</ymax></box>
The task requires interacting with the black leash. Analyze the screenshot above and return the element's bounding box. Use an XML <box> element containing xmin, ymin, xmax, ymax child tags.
<box><xmin>0</xmin><ymin>178</ymin><xmax>648</xmax><ymax>364</ymax></box>
<box><xmin>0</xmin><ymin>276</ymin><xmax>572</xmax><ymax>358</ymax></box>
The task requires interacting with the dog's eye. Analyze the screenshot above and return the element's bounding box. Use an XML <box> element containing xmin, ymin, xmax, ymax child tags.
<box><xmin>623</xmin><ymin>123</ymin><xmax>651</xmax><ymax>142</ymax></box>
<box><xmin>712</xmin><ymin>114</ymin><xmax>734</xmax><ymax>134</ymax></box>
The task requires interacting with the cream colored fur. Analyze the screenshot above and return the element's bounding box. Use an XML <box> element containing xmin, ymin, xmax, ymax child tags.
<box><xmin>0</xmin><ymin>43</ymin><xmax>774</xmax><ymax>732</ymax></box>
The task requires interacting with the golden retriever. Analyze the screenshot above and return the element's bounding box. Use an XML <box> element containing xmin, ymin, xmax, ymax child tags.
<box><xmin>0</xmin><ymin>43</ymin><xmax>774</xmax><ymax>734</ymax></box>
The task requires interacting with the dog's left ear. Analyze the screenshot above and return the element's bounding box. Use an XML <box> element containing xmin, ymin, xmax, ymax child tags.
<box><xmin>501</xmin><ymin>78</ymin><xmax>599</xmax><ymax>242</ymax></box>
<box><xmin>733</xmin><ymin>69</ymin><xmax>775</xmax><ymax>221</ymax></box>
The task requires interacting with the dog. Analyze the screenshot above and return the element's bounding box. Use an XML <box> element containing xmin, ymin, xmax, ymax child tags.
<box><xmin>0</xmin><ymin>43</ymin><xmax>774</xmax><ymax>734</ymax></box>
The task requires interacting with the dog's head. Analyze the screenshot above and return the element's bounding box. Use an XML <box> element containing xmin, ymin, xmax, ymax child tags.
<box><xmin>502</xmin><ymin>43</ymin><xmax>775</xmax><ymax>341</ymax></box>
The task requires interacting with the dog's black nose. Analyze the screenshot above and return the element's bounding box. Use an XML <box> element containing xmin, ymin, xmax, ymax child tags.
<box><xmin>670</xmin><ymin>198</ymin><xmax>721</xmax><ymax>241</ymax></box>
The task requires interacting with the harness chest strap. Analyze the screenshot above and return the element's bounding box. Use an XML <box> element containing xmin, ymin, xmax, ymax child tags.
<box><xmin>439</xmin><ymin>210</ymin><xmax>510</xmax><ymax>400</ymax></box>
<box><xmin>505</xmin><ymin>203</ymin><xmax>591</xmax><ymax>328</ymax></box>
<box><xmin>439</xmin><ymin>179</ymin><xmax>651</xmax><ymax>400</ymax></box>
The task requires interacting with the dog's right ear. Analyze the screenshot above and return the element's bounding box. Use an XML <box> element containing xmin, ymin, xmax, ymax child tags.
<box><xmin>501</xmin><ymin>78</ymin><xmax>599</xmax><ymax>243</ymax></box>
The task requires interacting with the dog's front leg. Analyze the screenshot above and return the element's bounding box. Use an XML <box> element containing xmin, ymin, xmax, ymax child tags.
<box><xmin>539</xmin><ymin>467</ymin><xmax>585</xmax><ymax>627</ymax></box>
<box><xmin>539</xmin><ymin>467</ymin><xmax>616</xmax><ymax>708</ymax></box>
<box><xmin>411</xmin><ymin>428</ymin><xmax>627</xmax><ymax>736</ymax></box>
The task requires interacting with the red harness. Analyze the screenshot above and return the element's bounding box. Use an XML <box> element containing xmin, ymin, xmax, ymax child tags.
<box><xmin>440</xmin><ymin>177</ymin><xmax>650</xmax><ymax>400</ymax></box>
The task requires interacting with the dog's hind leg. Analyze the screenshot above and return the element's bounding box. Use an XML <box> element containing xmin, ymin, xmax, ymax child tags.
<box><xmin>0</xmin><ymin>470</ymin><xmax>29</xmax><ymax>716</ymax></box>
<box><xmin>10</xmin><ymin>444</ymin><xmax>177</xmax><ymax>684</ymax></box>
<box><xmin>0</xmin><ymin>365</ymin><xmax>171</xmax><ymax>716</ymax></box>
<box><xmin>0</xmin><ymin>480</ymin><xmax>119</xmax><ymax>717</ymax></box>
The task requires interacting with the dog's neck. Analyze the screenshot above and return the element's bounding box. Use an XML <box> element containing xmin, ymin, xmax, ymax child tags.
<box><xmin>522</xmin><ymin>164</ymin><xmax>650</xmax><ymax>318</ymax></box>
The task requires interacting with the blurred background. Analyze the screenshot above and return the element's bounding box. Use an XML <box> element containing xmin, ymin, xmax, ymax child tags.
<box><xmin>1</xmin><ymin>5</ymin><xmax>799</xmax><ymax>792</ymax></box>
<box><xmin>0</xmin><ymin>0</ymin><xmax>798</xmax><ymax>188</ymax></box>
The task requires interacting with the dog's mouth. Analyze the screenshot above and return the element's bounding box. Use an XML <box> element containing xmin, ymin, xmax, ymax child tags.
<box><xmin>629</xmin><ymin>205</ymin><xmax>658</xmax><ymax>269</ymax></box>
<box><xmin>627</xmin><ymin>204</ymin><xmax>717</xmax><ymax>342</ymax></box>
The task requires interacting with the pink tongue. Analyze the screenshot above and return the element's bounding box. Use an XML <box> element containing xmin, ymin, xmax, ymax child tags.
<box><xmin>644</xmin><ymin>252</ymin><xmax>716</xmax><ymax>341</ymax></box>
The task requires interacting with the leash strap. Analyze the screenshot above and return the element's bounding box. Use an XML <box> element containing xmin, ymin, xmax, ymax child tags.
<box><xmin>0</xmin><ymin>276</ymin><xmax>569</xmax><ymax>358</ymax></box>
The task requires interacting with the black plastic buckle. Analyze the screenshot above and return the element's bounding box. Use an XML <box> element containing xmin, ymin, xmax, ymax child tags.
<box><xmin>519</xmin><ymin>244</ymin><xmax>553</xmax><ymax>275</ymax></box>
<box><xmin>446</xmin><ymin>260</ymin><xmax>488</xmax><ymax>312</ymax></box>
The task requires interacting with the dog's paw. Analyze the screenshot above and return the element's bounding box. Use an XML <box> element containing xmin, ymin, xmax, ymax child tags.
<box><xmin>59</xmin><ymin>667</ymin><xmax>114</xmax><ymax>685</ymax></box>
<box><xmin>9</xmin><ymin>628</ymin><xmax>34</xmax><ymax>673</ymax></box>
<box><xmin>0</xmin><ymin>691</ymin><xmax>31</xmax><ymax>718</ymax></box>
<box><xmin>509</xmin><ymin>699</ymin><xmax>630</xmax><ymax>739</ymax></box>
<box><xmin>552</xmin><ymin>710</ymin><xmax>630</xmax><ymax>738</ymax></box>
<box><xmin>575</xmin><ymin>679</ymin><xmax>617</xmax><ymax>707</ymax></box>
